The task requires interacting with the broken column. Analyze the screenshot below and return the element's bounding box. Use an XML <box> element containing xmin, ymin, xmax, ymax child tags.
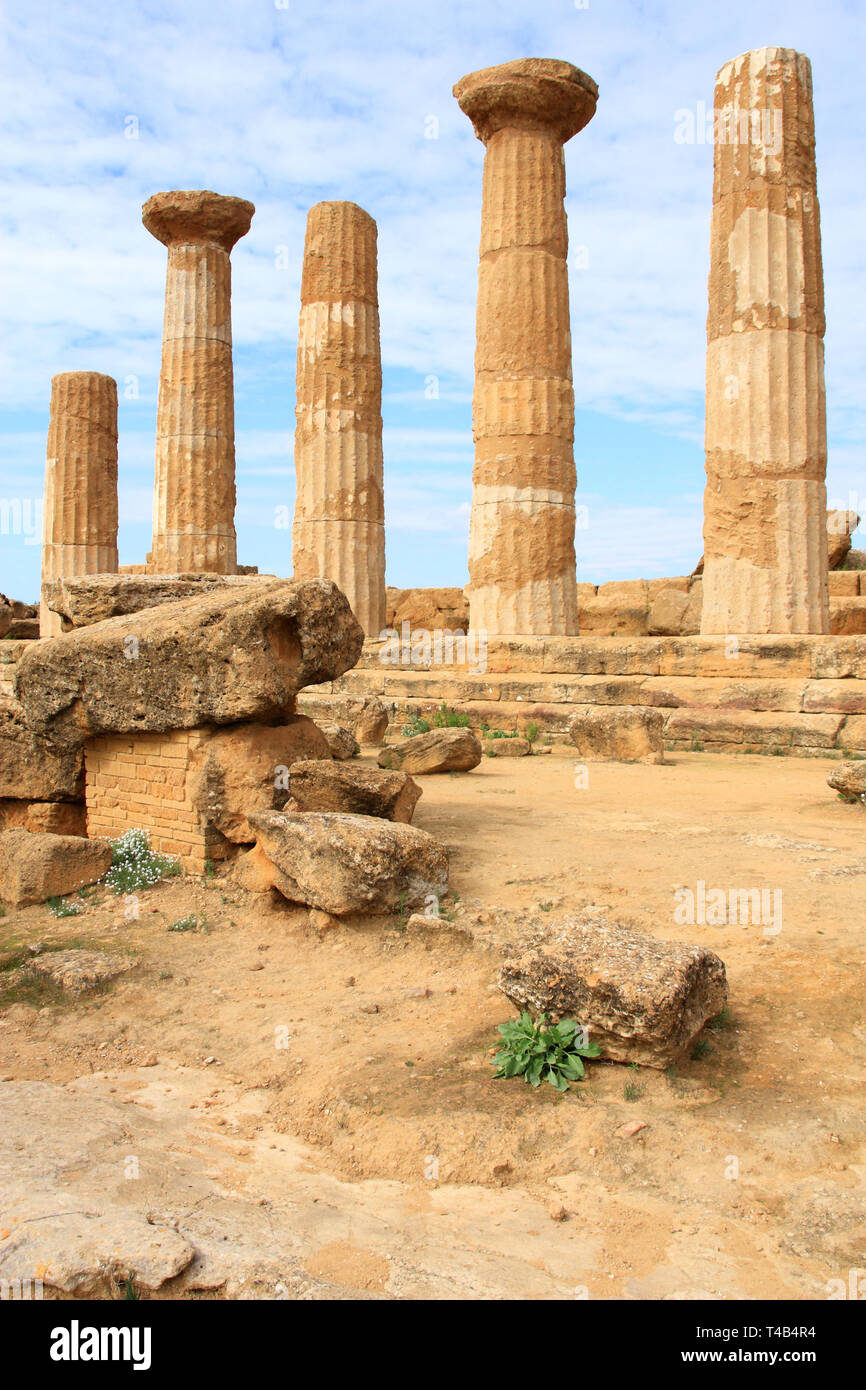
<box><xmin>143</xmin><ymin>189</ymin><xmax>254</xmax><ymax>574</ymax></box>
<box><xmin>701</xmin><ymin>49</ymin><xmax>829</xmax><ymax>634</ymax></box>
<box><xmin>40</xmin><ymin>372</ymin><xmax>118</xmax><ymax>638</ymax></box>
<box><xmin>454</xmin><ymin>58</ymin><xmax>598</xmax><ymax>637</ymax></box>
<box><xmin>291</xmin><ymin>201</ymin><xmax>386</xmax><ymax>638</ymax></box>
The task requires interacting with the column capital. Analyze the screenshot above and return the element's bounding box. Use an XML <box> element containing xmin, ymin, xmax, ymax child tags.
<box><xmin>454</xmin><ymin>58</ymin><xmax>597</xmax><ymax>145</ymax></box>
<box><xmin>142</xmin><ymin>190</ymin><xmax>254</xmax><ymax>252</ymax></box>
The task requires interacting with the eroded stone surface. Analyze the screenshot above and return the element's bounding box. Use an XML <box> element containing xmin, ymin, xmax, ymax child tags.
<box><xmin>701</xmin><ymin>50</ymin><xmax>829</xmax><ymax>635</ymax></box>
<box><xmin>249</xmin><ymin>810</ymin><xmax>448</xmax><ymax>915</ymax></box>
<box><xmin>40</xmin><ymin>373</ymin><xmax>118</xmax><ymax>639</ymax></box>
<box><xmin>43</xmin><ymin>572</ymin><xmax>273</xmax><ymax>629</ymax></box>
<box><xmin>188</xmin><ymin>717</ymin><xmax>332</xmax><ymax>844</ymax></box>
<box><xmin>499</xmin><ymin>913</ymin><xmax>728</xmax><ymax>1068</ymax></box>
<box><xmin>16</xmin><ymin>579</ymin><xmax>364</xmax><ymax>749</ymax></box>
<box><xmin>827</xmin><ymin>761</ymin><xmax>866</xmax><ymax>803</ymax></box>
<box><xmin>567</xmin><ymin>705</ymin><xmax>664</xmax><ymax>763</ymax></box>
<box><xmin>292</xmin><ymin>202</ymin><xmax>386</xmax><ymax>638</ymax></box>
<box><xmin>288</xmin><ymin>759</ymin><xmax>421</xmax><ymax>823</ymax></box>
<box><xmin>379</xmin><ymin>727</ymin><xmax>482</xmax><ymax>774</ymax></box>
<box><xmin>0</xmin><ymin>829</ymin><xmax>111</xmax><ymax>907</ymax></box>
<box><xmin>454</xmin><ymin>59</ymin><xmax>597</xmax><ymax>637</ymax></box>
<box><xmin>143</xmin><ymin>189</ymin><xmax>254</xmax><ymax>574</ymax></box>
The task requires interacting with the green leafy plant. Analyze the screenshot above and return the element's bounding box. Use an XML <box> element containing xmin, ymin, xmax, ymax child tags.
<box><xmin>624</xmin><ymin>1079</ymin><xmax>644</xmax><ymax>1102</ymax></box>
<box><xmin>103</xmin><ymin>828</ymin><xmax>181</xmax><ymax>896</ymax></box>
<box><xmin>167</xmin><ymin>913</ymin><xmax>206</xmax><ymax>933</ymax></box>
<box><xmin>525</xmin><ymin>721</ymin><xmax>540</xmax><ymax>745</ymax></box>
<box><xmin>432</xmin><ymin>703</ymin><xmax>469</xmax><ymax>729</ymax></box>
<box><xmin>485</xmin><ymin>728</ymin><xmax>519</xmax><ymax>739</ymax></box>
<box><xmin>47</xmin><ymin>896</ymin><xmax>83</xmax><ymax>918</ymax></box>
<box><xmin>690</xmin><ymin>1038</ymin><xmax>712</xmax><ymax>1061</ymax></box>
<box><xmin>401</xmin><ymin>714</ymin><xmax>431</xmax><ymax>737</ymax></box>
<box><xmin>492</xmin><ymin>1012</ymin><xmax>601</xmax><ymax>1092</ymax></box>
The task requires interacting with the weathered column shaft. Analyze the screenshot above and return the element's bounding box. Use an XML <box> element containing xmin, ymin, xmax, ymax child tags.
<box><xmin>701</xmin><ymin>48</ymin><xmax>829</xmax><ymax>634</ymax></box>
<box><xmin>292</xmin><ymin>201</ymin><xmax>386</xmax><ymax>638</ymax></box>
<box><xmin>40</xmin><ymin>372</ymin><xmax>118</xmax><ymax>638</ymax></box>
<box><xmin>143</xmin><ymin>190</ymin><xmax>254</xmax><ymax>575</ymax></box>
<box><xmin>455</xmin><ymin>59</ymin><xmax>597</xmax><ymax>637</ymax></box>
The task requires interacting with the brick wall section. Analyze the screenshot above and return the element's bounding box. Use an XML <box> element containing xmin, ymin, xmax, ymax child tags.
<box><xmin>85</xmin><ymin>729</ymin><xmax>217</xmax><ymax>873</ymax></box>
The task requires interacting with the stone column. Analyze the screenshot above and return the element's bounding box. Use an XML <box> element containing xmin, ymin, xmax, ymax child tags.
<box><xmin>40</xmin><ymin>372</ymin><xmax>118</xmax><ymax>638</ymax></box>
<box><xmin>701</xmin><ymin>49</ymin><xmax>829</xmax><ymax>634</ymax></box>
<box><xmin>143</xmin><ymin>190</ymin><xmax>254</xmax><ymax>574</ymax></box>
<box><xmin>291</xmin><ymin>201</ymin><xmax>386</xmax><ymax>638</ymax></box>
<box><xmin>454</xmin><ymin>58</ymin><xmax>597</xmax><ymax>637</ymax></box>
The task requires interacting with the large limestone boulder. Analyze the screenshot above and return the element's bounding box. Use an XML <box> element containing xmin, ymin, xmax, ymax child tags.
<box><xmin>378</xmin><ymin>727</ymin><xmax>482</xmax><ymax>774</ymax></box>
<box><xmin>827</xmin><ymin>510</ymin><xmax>860</xmax><ymax>570</ymax></box>
<box><xmin>0</xmin><ymin>829</ymin><xmax>112</xmax><ymax>908</ymax></box>
<box><xmin>288</xmin><ymin>760</ymin><xmax>421</xmax><ymax>823</ymax></box>
<box><xmin>249</xmin><ymin>810</ymin><xmax>448</xmax><ymax>915</ymax></box>
<box><xmin>42</xmin><ymin>572</ymin><xmax>274</xmax><ymax>630</ymax></box>
<box><xmin>188</xmin><ymin>717</ymin><xmax>332</xmax><ymax>844</ymax></box>
<box><xmin>15</xmin><ymin>578</ymin><xmax>364</xmax><ymax>750</ymax></box>
<box><xmin>828</xmin><ymin>761</ymin><xmax>866</xmax><ymax>803</ymax></box>
<box><xmin>0</xmin><ymin>693</ymin><xmax>84</xmax><ymax>800</ymax></box>
<box><xmin>567</xmin><ymin>705</ymin><xmax>665</xmax><ymax>764</ymax></box>
<box><xmin>499</xmin><ymin>914</ymin><xmax>728</xmax><ymax>1069</ymax></box>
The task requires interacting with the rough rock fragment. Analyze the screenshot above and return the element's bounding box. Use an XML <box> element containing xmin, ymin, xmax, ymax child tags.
<box><xmin>499</xmin><ymin>914</ymin><xmax>728</xmax><ymax>1068</ymax></box>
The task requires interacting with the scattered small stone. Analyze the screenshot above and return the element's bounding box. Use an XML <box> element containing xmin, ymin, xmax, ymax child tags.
<box><xmin>248</xmin><ymin>962</ymin><xmax>264</xmax><ymax>971</ymax></box>
<box><xmin>203</xmin><ymin>1056</ymin><xmax>216</xmax><ymax>1066</ymax></box>
<box><xmin>616</xmin><ymin>1120</ymin><xmax>648</xmax><ymax>1138</ymax></box>
<box><xmin>405</xmin><ymin>987</ymin><xmax>432</xmax><ymax>998</ymax></box>
<box><xmin>548</xmin><ymin>1202</ymin><xmax>568</xmax><ymax>1222</ymax></box>
<box><xmin>359</xmin><ymin>1003</ymin><xmax>380</xmax><ymax>1014</ymax></box>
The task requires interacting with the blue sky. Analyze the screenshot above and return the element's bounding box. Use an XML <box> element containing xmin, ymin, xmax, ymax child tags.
<box><xmin>1</xmin><ymin>0</ymin><xmax>863</xmax><ymax>602</ymax></box>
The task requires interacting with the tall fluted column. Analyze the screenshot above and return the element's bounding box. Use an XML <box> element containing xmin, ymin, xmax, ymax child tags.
<box><xmin>701</xmin><ymin>49</ymin><xmax>829</xmax><ymax>633</ymax></box>
<box><xmin>40</xmin><ymin>372</ymin><xmax>118</xmax><ymax>637</ymax></box>
<box><xmin>454</xmin><ymin>59</ymin><xmax>597</xmax><ymax>637</ymax></box>
<box><xmin>292</xmin><ymin>201</ymin><xmax>386</xmax><ymax>637</ymax></box>
<box><xmin>143</xmin><ymin>189</ymin><xmax>254</xmax><ymax>574</ymax></box>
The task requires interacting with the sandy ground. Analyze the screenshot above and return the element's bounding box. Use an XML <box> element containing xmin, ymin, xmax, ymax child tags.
<box><xmin>1</xmin><ymin>749</ymin><xmax>864</xmax><ymax>1300</ymax></box>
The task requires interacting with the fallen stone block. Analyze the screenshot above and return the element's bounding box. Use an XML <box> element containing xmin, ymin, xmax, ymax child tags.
<box><xmin>0</xmin><ymin>829</ymin><xmax>112</xmax><ymax>907</ymax></box>
<box><xmin>378</xmin><ymin>727</ymin><xmax>482</xmax><ymax>774</ymax></box>
<box><xmin>249</xmin><ymin>810</ymin><xmax>448</xmax><ymax>915</ymax></box>
<box><xmin>42</xmin><ymin>571</ymin><xmax>274</xmax><ymax>629</ymax></box>
<box><xmin>567</xmin><ymin>705</ymin><xmax>664</xmax><ymax>763</ymax></box>
<box><xmin>318</xmin><ymin>722</ymin><xmax>360</xmax><ymax>760</ymax></box>
<box><xmin>288</xmin><ymin>760</ymin><xmax>421</xmax><ymax>823</ymax></box>
<box><xmin>15</xmin><ymin>577</ymin><xmax>364</xmax><ymax>749</ymax></box>
<box><xmin>188</xmin><ymin>717</ymin><xmax>332</xmax><ymax>844</ymax></box>
<box><xmin>482</xmin><ymin>737</ymin><xmax>531</xmax><ymax>757</ymax></box>
<box><xmin>499</xmin><ymin>914</ymin><xmax>728</xmax><ymax>1068</ymax></box>
<box><xmin>828</xmin><ymin>761</ymin><xmax>866</xmax><ymax>803</ymax></box>
<box><xmin>21</xmin><ymin>949</ymin><xmax>133</xmax><ymax>996</ymax></box>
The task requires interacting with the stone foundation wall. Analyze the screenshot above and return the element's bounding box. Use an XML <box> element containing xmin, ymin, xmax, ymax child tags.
<box><xmin>85</xmin><ymin>729</ymin><xmax>217</xmax><ymax>873</ymax></box>
<box><xmin>301</xmin><ymin>635</ymin><xmax>866</xmax><ymax>758</ymax></box>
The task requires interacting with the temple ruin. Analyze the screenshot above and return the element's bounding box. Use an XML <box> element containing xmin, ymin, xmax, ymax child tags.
<box><xmin>1</xmin><ymin>43</ymin><xmax>863</xmax><ymax>863</ymax></box>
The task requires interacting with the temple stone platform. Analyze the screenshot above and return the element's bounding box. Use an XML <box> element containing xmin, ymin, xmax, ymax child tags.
<box><xmin>301</xmin><ymin>634</ymin><xmax>866</xmax><ymax>757</ymax></box>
